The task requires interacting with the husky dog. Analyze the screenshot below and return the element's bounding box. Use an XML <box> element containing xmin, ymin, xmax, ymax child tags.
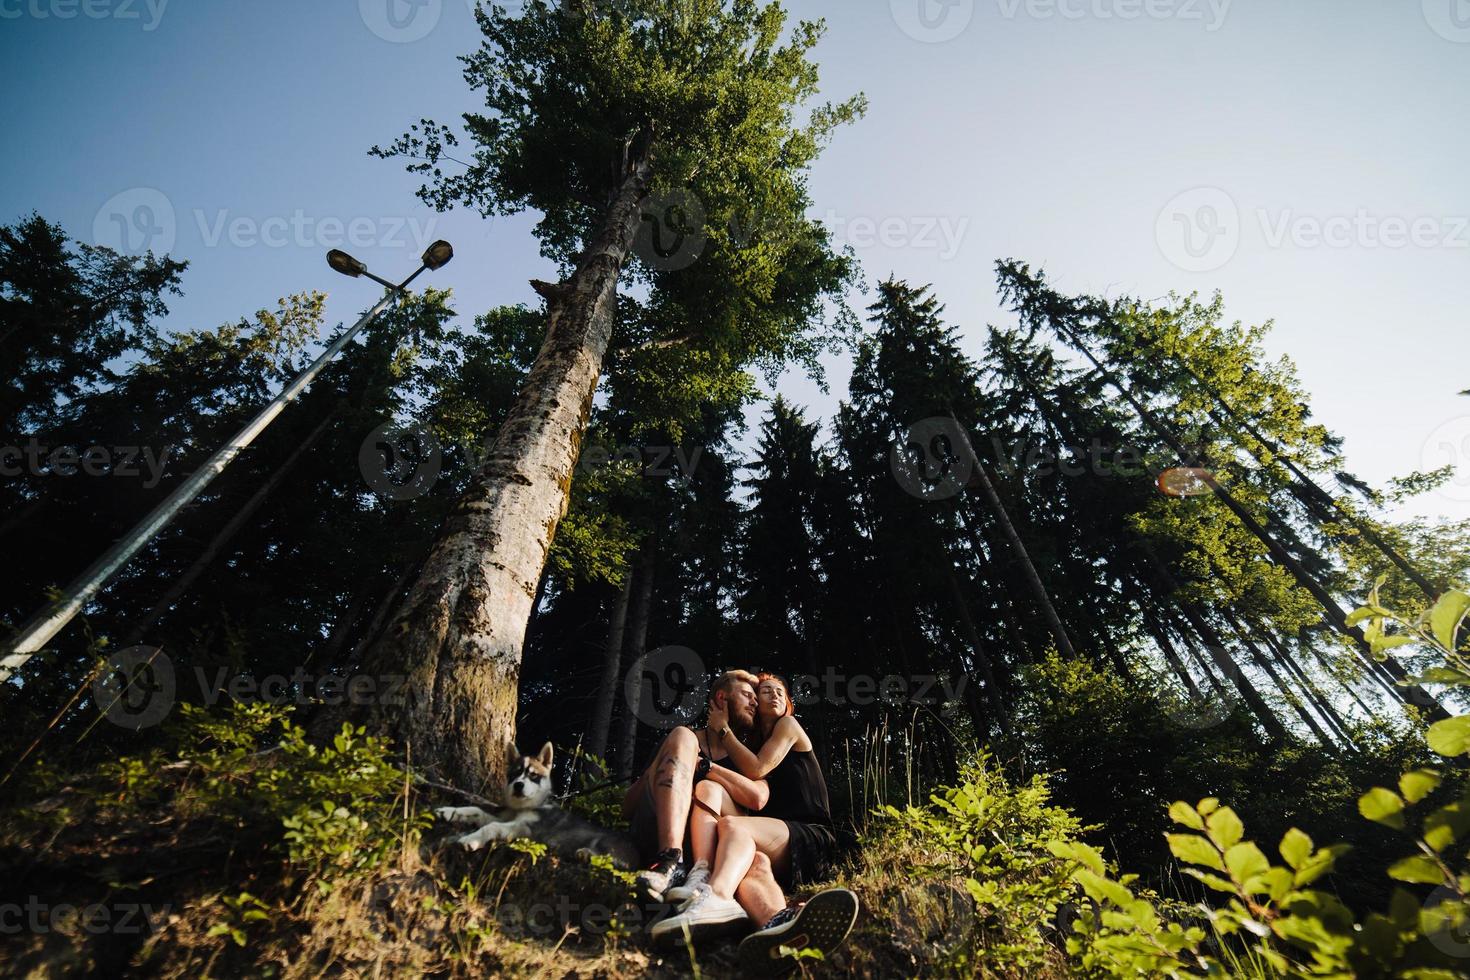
<box><xmin>434</xmin><ymin>741</ymin><xmax>640</xmax><ymax>869</ymax></box>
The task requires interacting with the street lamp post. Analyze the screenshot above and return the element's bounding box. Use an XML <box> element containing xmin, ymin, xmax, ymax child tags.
<box><xmin>0</xmin><ymin>241</ymin><xmax>454</xmax><ymax>682</ymax></box>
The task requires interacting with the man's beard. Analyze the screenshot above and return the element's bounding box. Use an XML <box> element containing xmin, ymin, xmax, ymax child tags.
<box><xmin>732</xmin><ymin>705</ymin><xmax>757</xmax><ymax>733</ymax></box>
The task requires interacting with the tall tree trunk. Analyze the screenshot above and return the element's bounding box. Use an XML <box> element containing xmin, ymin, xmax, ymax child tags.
<box><xmin>1136</xmin><ymin>541</ymin><xmax>1290</xmax><ymax>740</ymax></box>
<box><xmin>585</xmin><ymin>571</ymin><xmax>633</xmax><ymax>766</ymax></box>
<box><xmin>616</xmin><ymin>549</ymin><xmax>656</xmax><ymax>779</ymax></box>
<box><xmin>1175</xmin><ymin>599</ymin><xmax>1291</xmax><ymax>742</ymax></box>
<box><xmin>1252</xmin><ymin>617</ymin><xmax>1358</xmax><ymax>750</ymax></box>
<box><xmin>955</xmin><ymin>504</ymin><xmax>1032</xmax><ymax>664</ymax></box>
<box><xmin>345</xmin><ymin>139</ymin><xmax>655</xmax><ymax>790</ymax></box>
<box><xmin>1050</xmin><ymin>319</ymin><xmax>1450</xmax><ymax>722</ymax></box>
<box><xmin>1162</xmin><ymin>610</ymin><xmax>1231</xmax><ymax>699</ymax></box>
<box><xmin>1141</xmin><ymin>607</ymin><xmax>1202</xmax><ymax>700</ymax></box>
<box><xmin>951</xmin><ymin>416</ymin><xmax>1079</xmax><ymax>661</ymax></box>
<box><xmin>944</xmin><ymin>563</ymin><xmax>1008</xmax><ymax>733</ymax></box>
<box><xmin>1218</xmin><ymin>610</ymin><xmax>1338</xmax><ymax>748</ymax></box>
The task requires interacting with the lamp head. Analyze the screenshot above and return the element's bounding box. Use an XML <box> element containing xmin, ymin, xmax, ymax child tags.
<box><xmin>327</xmin><ymin>249</ymin><xmax>367</xmax><ymax>278</ymax></box>
<box><xmin>421</xmin><ymin>240</ymin><xmax>454</xmax><ymax>271</ymax></box>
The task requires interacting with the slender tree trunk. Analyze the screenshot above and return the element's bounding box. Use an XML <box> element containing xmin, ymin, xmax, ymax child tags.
<box><xmin>944</xmin><ymin>563</ymin><xmax>1008</xmax><ymax>733</ymax></box>
<box><xmin>1050</xmin><ymin>319</ymin><xmax>1450</xmax><ymax>722</ymax></box>
<box><xmin>317</xmin><ymin>587</ymin><xmax>373</xmax><ymax>671</ymax></box>
<box><xmin>1175</xmin><ymin>599</ymin><xmax>1291</xmax><ymax>741</ymax></box>
<box><xmin>1163</xmin><ymin>610</ymin><xmax>1231</xmax><ymax>699</ymax></box>
<box><xmin>1141</xmin><ymin>607</ymin><xmax>1202</xmax><ymax>700</ymax></box>
<box><xmin>585</xmin><ymin>571</ymin><xmax>633</xmax><ymax>765</ymax></box>
<box><xmin>956</xmin><ymin>504</ymin><xmax>1031</xmax><ymax>663</ymax></box>
<box><xmin>122</xmin><ymin>409</ymin><xmax>338</xmax><ymax>648</ymax></box>
<box><xmin>1253</xmin><ymin>619</ymin><xmax>1358</xmax><ymax>750</ymax></box>
<box><xmin>617</xmin><ymin>549</ymin><xmax>656</xmax><ymax>779</ymax></box>
<box><xmin>1218</xmin><ymin>610</ymin><xmax>1338</xmax><ymax>748</ymax></box>
<box><xmin>344</xmin><ymin>139</ymin><xmax>655</xmax><ymax>790</ymax></box>
<box><xmin>1305</xmin><ymin>640</ymin><xmax>1380</xmax><ymax>721</ymax></box>
<box><xmin>951</xmin><ymin>416</ymin><xmax>1079</xmax><ymax>661</ymax></box>
<box><xmin>1135</xmin><ymin>542</ymin><xmax>1289</xmax><ymax>739</ymax></box>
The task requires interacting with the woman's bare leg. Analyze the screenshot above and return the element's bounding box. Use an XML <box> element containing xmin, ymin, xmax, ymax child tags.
<box><xmin>708</xmin><ymin>815</ymin><xmax>791</xmax><ymax>901</ymax></box>
<box><xmin>689</xmin><ymin>779</ymin><xmax>737</xmax><ymax>866</ymax></box>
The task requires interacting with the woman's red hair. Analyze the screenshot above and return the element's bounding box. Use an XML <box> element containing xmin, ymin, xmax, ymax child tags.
<box><xmin>756</xmin><ymin>672</ymin><xmax>796</xmax><ymax>716</ymax></box>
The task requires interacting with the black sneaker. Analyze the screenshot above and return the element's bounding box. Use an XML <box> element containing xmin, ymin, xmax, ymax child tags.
<box><xmin>738</xmin><ymin>888</ymin><xmax>859</xmax><ymax>973</ymax></box>
<box><xmin>635</xmin><ymin>848</ymin><xmax>686</xmax><ymax>902</ymax></box>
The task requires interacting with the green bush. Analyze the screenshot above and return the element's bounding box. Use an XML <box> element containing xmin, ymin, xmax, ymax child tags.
<box><xmin>1048</xmin><ymin>582</ymin><xmax>1470</xmax><ymax>979</ymax></box>
<box><xmin>861</xmin><ymin>752</ymin><xmax>1095</xmax><ymax>974</ymax></box>
<box><xmin>90</xmin><ymin>701</ymin><xmax>426</xmax><ymax>881</ymax></box>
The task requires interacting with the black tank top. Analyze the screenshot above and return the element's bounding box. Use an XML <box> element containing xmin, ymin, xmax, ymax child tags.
<box><xmin>760</xmin><ymin>748</ymin><xmax>833</xmax><ymax>826</ymax></box>
<box><xmin>701</xmin><ymin>730</ymin><xmax>743</xmax><ymax>773</ymax></box>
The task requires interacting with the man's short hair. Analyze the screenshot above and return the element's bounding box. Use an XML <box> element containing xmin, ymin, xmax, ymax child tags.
<box><xmin>709</xmin><ymin>669</ymin><xmax>759</xmax><ymax>706</ymax></box>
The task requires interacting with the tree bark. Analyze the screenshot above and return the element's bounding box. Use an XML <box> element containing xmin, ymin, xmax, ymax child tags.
<box><xmin>585</xmin><ymin>571</ymin><xmax>633</xmax><ymax>765</ymax></box>
<box><xmin>617</xmin><ymin>548</ymin><xmax>657</xmax><ymax>779</ymax></box>
<box><xmin>344</xmin><ymin>140</ymin><xmax>655</xmax><ymax>790</ymax></box>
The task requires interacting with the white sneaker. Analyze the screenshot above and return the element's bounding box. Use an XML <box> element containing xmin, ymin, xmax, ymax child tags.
<box><xmin>650</xmin><ymin>884</ymin><xmax>750</xmax><ymax>947</ymax></box>
<box><xmin>663</xmin><ymin>859</ymin><xmax>711</xmax><ymax>907</ymax></box>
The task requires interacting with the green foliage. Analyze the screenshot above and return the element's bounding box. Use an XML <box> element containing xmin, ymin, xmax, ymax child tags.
<box><xmin>95</xmin><ymin>701</ymin><xmax>427</xmax><ymax>882</ymax></box>
<box><xmin>866</xmin><ymin>752</ymin><xmax>1093</xmax><ymax>974</ymax></box>
<box><xmin>1050</xmin><ymin>579</ymin><xmax>1470</xmax><ymax>979</ymax></box>
<box><xmin>206</xmin><ymin>891</ymin><xmax>270</xmax><ymax>947</ymax></box>
<box><xmin>1010</xmin><ymin>650</ymin><xmax>1432</xmax><ymax>911</ymax></box>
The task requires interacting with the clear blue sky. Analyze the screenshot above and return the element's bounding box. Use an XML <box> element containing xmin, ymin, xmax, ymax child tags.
<box><xmin>3</xmin><ymin>0</ymin><xmax>1467</xmax><ymax>520</ymax></box>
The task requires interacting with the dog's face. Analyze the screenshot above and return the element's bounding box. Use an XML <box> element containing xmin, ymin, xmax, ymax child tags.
<box><xmin>503</xmin><ymin>741</ymin><xmax>554</xmax><ymax>810</ymax></box>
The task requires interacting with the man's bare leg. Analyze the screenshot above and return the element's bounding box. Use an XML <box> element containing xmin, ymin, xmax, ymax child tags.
<box><xmin>735</xmin><ymin>850</ymin><xmax>786</xmax><ymax>925</ymax></box>
<box><xmin>648</xmin><ymin>726</ymin><xmax>700</xmax><ymax>853</ymax></box>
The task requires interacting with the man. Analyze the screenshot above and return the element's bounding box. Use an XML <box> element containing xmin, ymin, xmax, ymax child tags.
<box><xmin>621</xmin><ymin>669</ymin><xmax>770</xmax><ymax>901</ymax></box>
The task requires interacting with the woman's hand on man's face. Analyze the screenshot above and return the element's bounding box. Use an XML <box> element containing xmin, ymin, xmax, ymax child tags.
<box><xmin>707</xmin><ymin>699</ymin><xmax>728</xmax><ymax>735</ymax></box>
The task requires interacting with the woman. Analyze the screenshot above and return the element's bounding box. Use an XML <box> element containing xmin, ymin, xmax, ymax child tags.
<box><xmin>653</xmin><ymin>673</ymin><xmax>857</xmax><ymax>966</ymax></box>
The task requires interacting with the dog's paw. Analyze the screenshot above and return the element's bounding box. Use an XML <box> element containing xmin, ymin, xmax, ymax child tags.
<box><xmin>435</xmin><ymin>806</ymin><xmax>485</xmax><ymax>825</ymax></box>
<box><xmin>455</xmin><ymin>833</ymin><xmax>485</xmax><ymax>852</ymax></box>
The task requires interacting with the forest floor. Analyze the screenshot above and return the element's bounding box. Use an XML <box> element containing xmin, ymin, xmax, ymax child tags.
<box><xmin>0</xmin><ymin>783</ymin><xmax>1031</xmax><ymax>979</ymax></box>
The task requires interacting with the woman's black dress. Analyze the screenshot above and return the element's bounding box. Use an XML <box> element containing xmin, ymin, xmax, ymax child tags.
<box><xmin>760</xmin><ymin>747</ymin><xmax>837</xmax><ymax>889</ymax></box>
